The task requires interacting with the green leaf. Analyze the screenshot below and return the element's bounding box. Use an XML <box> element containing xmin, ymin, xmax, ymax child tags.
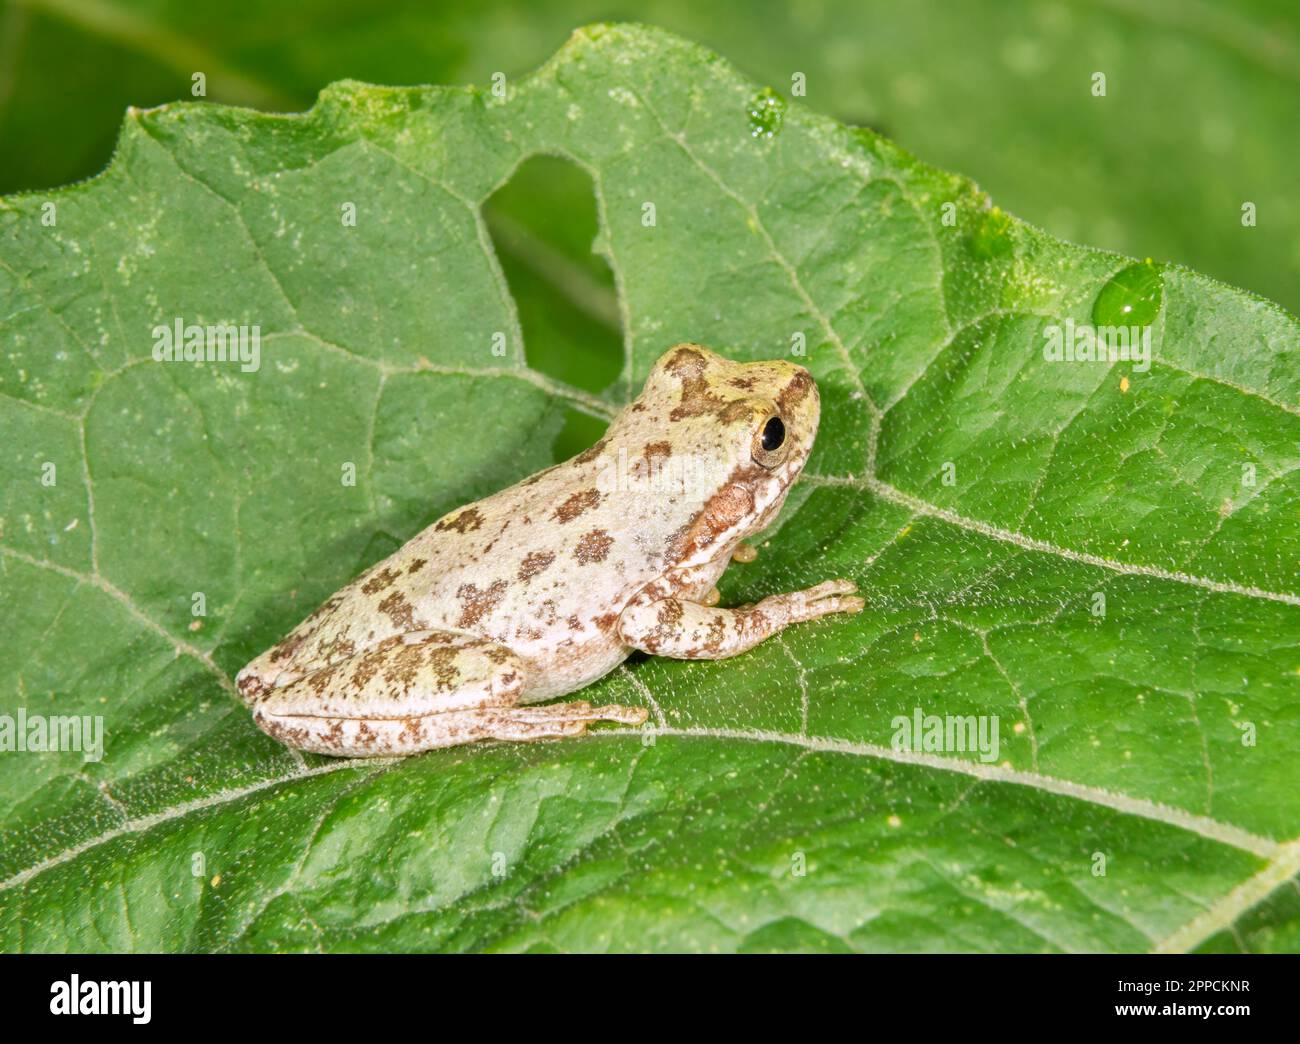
<box><xmin>2</xmin><ymin>23</ymin><xmax>1298</xmax><ymax>953</ymax></box>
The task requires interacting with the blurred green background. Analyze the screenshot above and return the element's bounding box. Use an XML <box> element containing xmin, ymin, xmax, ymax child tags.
<box><xmin>2</xmin><ymin>0</ymin><xmax>1296</xmax><ymax>367</ymax></box>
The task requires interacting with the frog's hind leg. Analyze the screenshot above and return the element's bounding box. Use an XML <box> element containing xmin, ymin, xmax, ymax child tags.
<box><xmin>251</xmin><ymin>630</ymin><xmax>523</xmax><ymax>757</ymax></box>
<box><xmin>489</xmin><ymin>700</ymin><xmax>648</xmax><ymax>741</ymax></box>
<box><xmin>404</xmin><ymin>700</ymin><xmax>645</xmax><ymax>748</ymax></box>
<box><xmin>250</xmin><ymin>630</ymin><xmax>644</xmax><ymax>757</ymax></box>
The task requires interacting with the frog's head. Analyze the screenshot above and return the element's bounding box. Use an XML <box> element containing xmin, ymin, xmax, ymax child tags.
<box><xmin>618</xmin><ymin>343</ymin><xmax>821</xmax><ymax>565</ymax></box>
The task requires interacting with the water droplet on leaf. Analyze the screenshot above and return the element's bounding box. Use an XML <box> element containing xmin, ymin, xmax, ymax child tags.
<box><xmin>748</xmin><ymin>88</ymin><xmax>786</xmax><ymax>139</ymax></box>
<box><xmin>1092</xmin><ymin>259</ymin><xmax>1163</xmax><ymax>329</ymax></box>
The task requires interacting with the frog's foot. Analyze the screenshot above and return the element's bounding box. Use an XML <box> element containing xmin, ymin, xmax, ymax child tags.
<box><xmin>779</xmin><ymin>578</ymin><xmax>864</xmax><ymax>622</ymax></box>
<box><xmin>731</xmin><ymin>542</ymin><xmax>759</xmax><ymax>563</ymax></box>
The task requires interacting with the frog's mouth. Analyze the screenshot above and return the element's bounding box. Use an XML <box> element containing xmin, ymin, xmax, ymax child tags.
<box><xmin>743</xmin><ymin>462</ymin><xmax>802</xmax><ymax>539</ymax></box>
<box><xmin>675</xmin><ymin>457</ymin><xmax>798</xmax><ymax>572</ymax></box>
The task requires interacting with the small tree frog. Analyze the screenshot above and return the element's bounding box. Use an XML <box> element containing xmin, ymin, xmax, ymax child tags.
<box><xmin>237</xmin><ymin>344</ymin><xmax>862</xmax><ymax>756</ymax></box>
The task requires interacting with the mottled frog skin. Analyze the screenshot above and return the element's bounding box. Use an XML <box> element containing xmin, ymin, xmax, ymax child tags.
<box><xmin>237</xmin><ymin>344</ymin><xmax>862</xmax><ymax>756</ymax></box>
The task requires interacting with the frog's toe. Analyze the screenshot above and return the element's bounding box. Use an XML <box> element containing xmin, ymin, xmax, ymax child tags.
<box><xmin>504</xmin><ymin>701</ymin><xmax>646</xmax><ymax>727</ymax></box>
<box><xmin>805</xmin><ymin>578</ymin><xmax>858</xmax><ymax>599</ymax></box>
<box><xmin>805</xmin><ymin>591</ymin><xmax>864</xmax><ymax>618</ymax></box>
<box><xmin>593</xmin><ymin>703</ymin><xmax>650</xmax><ymax>725</ymax></box>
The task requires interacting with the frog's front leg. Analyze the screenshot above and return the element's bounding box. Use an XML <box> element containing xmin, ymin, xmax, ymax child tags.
<box><xmin>250</xmin><ymin>630</ymin><xmax>644</xmax><ymax>757</ymax></box>
<box><xmin>617</xmin><ymin>579</ymin><xmax>863</xmax><ymax>660</ymax></box>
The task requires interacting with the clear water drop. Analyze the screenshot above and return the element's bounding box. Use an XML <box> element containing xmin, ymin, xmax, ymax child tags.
<box><xmin>747</xmin><ymin>88</ymin><xmax>786</xmax><ymax>140</ymax></box>
<box><xmin>1092</xmin><ymin>259</ymin><xmax>1163</xmax><ymax>329</ymax></box>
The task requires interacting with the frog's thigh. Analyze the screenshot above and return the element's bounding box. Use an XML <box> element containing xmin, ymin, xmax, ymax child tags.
<box><xmin>252</xmin><ymin>631</ymin><xmax>648</xmax><ymax>756</ymax></box>
<box><xmin>251</xmin><ymin>630</ymin><xmax>528</xmax><ymax>757</ymax></box>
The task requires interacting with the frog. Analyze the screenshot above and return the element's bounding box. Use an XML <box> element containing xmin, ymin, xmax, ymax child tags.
<box><xmin>236</xmin><ymin>343</ymin><xmax>862</xmax><ymax>757</ymax></box>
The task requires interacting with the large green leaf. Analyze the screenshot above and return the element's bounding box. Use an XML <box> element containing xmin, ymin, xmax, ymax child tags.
<box><xmin>1</xmin><ymin>23</ymin><xmax>1298</xmax><ymax>953</ymax></box>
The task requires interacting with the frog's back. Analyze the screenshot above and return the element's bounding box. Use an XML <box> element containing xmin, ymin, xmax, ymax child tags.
<box><xmin>238</xmin><ymin>447</ymin><xmax>691</xmax><ymax>697</ymax></box>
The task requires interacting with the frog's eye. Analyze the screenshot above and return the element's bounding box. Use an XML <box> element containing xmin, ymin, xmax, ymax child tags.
<box><xmin>753</xmin><ymin>414</ymin><xmax>789</xmax><ymax>468</ymax></box>
<box><xmin>762</xmin><ymin>416</ymin><xmax>786</xmax><ymax>451</ymax></box>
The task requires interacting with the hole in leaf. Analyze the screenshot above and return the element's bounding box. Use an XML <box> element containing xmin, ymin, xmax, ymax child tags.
<box><xmin>483</xmin><ymin>155</ymin><xmax>624</xmax><ymax>397</ymax></box>
<box><xmin>552</xmin><ymin>406</ymin><xmax>609</xmax><ymax>463</ymax></box>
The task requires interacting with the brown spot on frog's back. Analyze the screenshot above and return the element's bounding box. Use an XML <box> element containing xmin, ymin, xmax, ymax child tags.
<box><xmin>670</xmin><ymin>377</ymin><xmax>725</xmax><ymax>421</ymax></box>
<box><xmin>659</xmin><ymin>344</ymin><xmax>728</xmax><ymax>421</ymax></box>
<box><xmin>456</xmin><ymin>579</ymin><xmax>509</xmax><ymax>628</ymax></box>
<box><xmin>436</xmin><ymin>506</ymin><xmax>485</xmax><ymax>533</ymax></box>
<box><xmin>574</xmin><ymin>529</ymin><xmax>615</xmax><ymax>564</ymax></box>
<box><xmin>361</xmin><ymin>567</ymin><xmax>402</xmax><ymax>594</ymax></box>
<box><xmin>518</xmin><ymin>550</ymin><xmax>556</xmax><ymax>582</ymax></box>
<box><xmin>665</xmin><ymin>344</ymin><xmax>709</xmax><ymax>378</ymax></box>
<box><xmin>267</xmin><ymin>631</ymin><xmax>307</xmax><ymax>665</ymax></box>
<box><xmin>629</xmin><ymin>440</ymin><xmax>675</xmax><ymax>484</ymax></box>
<box><xmin>377</xmin><ymin>591</ymin><xmax>417</xmax><ymax>631</ymax></box>
<box><xmin>552</xmin><ymin>488</ymin><xmax>602</xmax><ymax>523</ymax></box>
<box><xmin>643</xmin><ymin>440</ymin><xmax>673</xmax><ymax>465</ymax></box>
